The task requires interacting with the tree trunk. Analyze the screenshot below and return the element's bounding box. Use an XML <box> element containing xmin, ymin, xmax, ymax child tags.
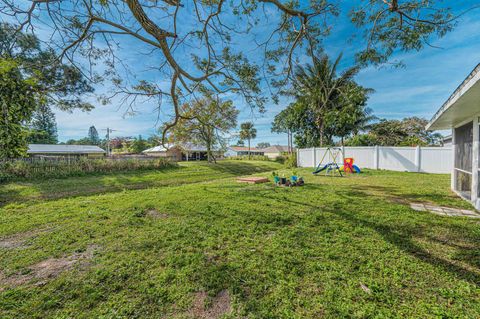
<box><xmin>319</xmin><ymin>122</ymin><xmax>324</xmax><ymax>147</ymax></box>
<box><xmin>287</xmin><ymin>129</ymin><xmax>291</xmax><ymax>154</ymax></box>
<box><xmin>206</xmin><ymin>135</ymin><xmax>213</xmax><ymax>163</ymax></box>
<box><xmin>248</xmin><ymin>138</ymin><xmax>251</xmax><ymax>160</ymax></box>
<box><xmin>289</xmin><ymin>129</ymin><xmax>293</xmax><ymax>154</ymax></box>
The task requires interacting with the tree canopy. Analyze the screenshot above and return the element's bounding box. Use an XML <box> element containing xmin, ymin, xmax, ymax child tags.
<box><xmin>345</xmin><ymin>117</ymin><xmax>444</xmax><ymax>146</ymax></box>
<box><xmin>0</xmin><ymin>23</ymin><xmax>94</xmax><ymax>112</ymax></box>
<box><xmin>0</xmin><ymin>59</ymin><xmax>37</xmax><ymax>158</ymax></box>
<box><xmin>239</xmin><ymin>122</ymin><xmax>257</xmax><ymax>159</ymax></box>
<box><xmin>88</xmin><ymin>126</ymin><xmax>100</xmax><ymax>145</ymax></box>
<box><xmin>0</xmin><ymin>0</ymin><xmax>468</xmax><ymax>141</ymax></box>
<box><xmin>130</xmin><ymin>135</ymin><xmax>150</xmax><ymax>154</ymax></box>
<box><xmin>27</xmin><ymin>103</ymin><xmax>58</xmax><ymax>144</ymax></box>
<box><xmin>0</xmin><ymin>23</ymin><xmax>94</xmax><ymax>157</ymax></box>
<box><xmin>273</xmin><ymin>54</ymin><xmax>373</xmax><ymax>148</ymax></box>
<box><xmin>168</xmin><ymin>94</ymin><xmax>238</xmax><ymax>162</ymax></box>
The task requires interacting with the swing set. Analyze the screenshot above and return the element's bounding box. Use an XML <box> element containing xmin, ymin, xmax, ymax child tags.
<box><xmin>312</xmin><ymin>147</ymin><xmax>344</xmax><ymax>177</ymax></box>
<box><xmin>312</xmin><ymin>147</ymin><xmax>362</xmax><ymax>177</ymax></box>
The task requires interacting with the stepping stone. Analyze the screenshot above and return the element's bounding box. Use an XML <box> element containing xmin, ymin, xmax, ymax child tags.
<box><xmin>410</xmin><ymin>203</ymin><xmax>480</xmax><ymax>218</ymax></box>
<box><xmin>410</xmin><ymin>203</ymin><xmax>426</xmax><ymax>211</ymax></box>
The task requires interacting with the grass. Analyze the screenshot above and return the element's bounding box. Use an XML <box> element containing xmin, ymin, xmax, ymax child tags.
<box><xmin>0</xmin><ymin>160</ymin><xmax>281</xmax><ymax>204</ymax></box>
<box><xmin>0</xmin><ymin>161</ymin><xmax>479</xmax><ymax>318</ymax></box>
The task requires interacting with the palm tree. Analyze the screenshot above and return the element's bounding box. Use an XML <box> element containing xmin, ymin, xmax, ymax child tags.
<box><xmin>352</xmin><ymin>106</ymin><xmax>377</xmax><ymax>136</ymax></box>
<box><xmin>239</xmin><ymin>122</ymin><xmax>257</xmax><ymax>159</ymax></box>
<box><xmin>291</xmin><ymin>53</ymin><xmax>359</xmax><ymax>146</ymax></box>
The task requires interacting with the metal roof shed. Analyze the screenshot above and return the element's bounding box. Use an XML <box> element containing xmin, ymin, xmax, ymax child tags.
<box><xmin>426</xmin><ymin>64</ymin><xmax>480</xmax><ymax>209</ymax></box>
<box><xmin>27</xmin><ymin>144</ymin><xmax>106</xmax><ymax>156</ymax></box>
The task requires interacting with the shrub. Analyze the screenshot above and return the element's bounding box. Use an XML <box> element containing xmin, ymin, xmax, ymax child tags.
<box><xmin>0</xmin><ymin>157</ymin><xmax>176</xmax><ymax>182</ymax></box>
<box><xmin>275</xmin><ymin>156</ymin><xmax>286</xmax><ymax>164</ymax></box>
<box><xmin>284</xmin><ymin>153</ymin><xmax>297</xmax><ymax>168</ymax></box>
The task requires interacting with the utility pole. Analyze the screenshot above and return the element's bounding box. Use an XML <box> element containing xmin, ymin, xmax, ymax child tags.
<box><xmin>103</xmin><ymin>128</ymin><xmax>117</xmax><ymax>157</ymax></box>
<box><xmin>106</xmin><ymin>128</ymin><xmax>111</xmax><ymax>156</ymax></box>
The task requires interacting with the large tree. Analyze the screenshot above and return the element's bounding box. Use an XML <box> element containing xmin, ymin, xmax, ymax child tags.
<box><xmin>346</xmin><ymin>117</ymin><xmax>444</xmax><ymax>146</ymax></box>
<box><xmin>272</xmin><ymin>103</ymin><xmax>297</xmax><ymax>153</ymax></box>
<box><xmin>289</xmin><ymin>53</ymin><xmax>360</xmax><ymax>146</ymax></box>
<box><xmin>0</xmin><ymin>23</ymin><xmax>93</xmax><ymax>157</ymax></box>
<box><xmin>0</xmin><ymin>23</ymin><xmax>94</xmax><ymax>111</ymax></box>
<box><xmin>0</xmin><ymin>59</ymin><xmax>37</xmax><ymax>159</ymax></box>
<box><xmin>0</xmin><ymin>0</ymin><xmax>464</xmax><ymax>141</ymax></box>
<box><xmin>273</xmin><ymin>101</ymin><xmax>323</xmax><ymax>149</ymax></box>
<box><xmin>88</xmin><ymin>126</ymin><xmax>100</xmax><ymax>145</ymax></box>
<box><xmin>27</xmin><ymin>103</ymin><xmax>58</xmax><ymax>144</ymax></box>
<box><xmin>130</xmin><ymin>135</ymin><xmax>150</xmax><ymax>154</ymax></box>
<box><xmin>239</xmin><ymin>122</ymin><xmax>257</xmax><ymax>159</ymax></box>
<box><xmin>323</xmin><ymin>82</ymin><xmax>375</xmax><ymax>145</ymax></box>
<box><xmin>277</xmin><ymin>54</ymin><xmax>372</xmax><ymax>148</ymax></box>
<box><xmin>169</xmin><ymin>94</ymin><xmax>239</xmax><ymax>162</ymax></box>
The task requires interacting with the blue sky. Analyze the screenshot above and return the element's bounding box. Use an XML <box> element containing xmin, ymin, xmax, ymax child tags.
<box><xmin>52</xmin><ymin>1</ymin><xmax>480</xmax><ymax>145</ymax></box>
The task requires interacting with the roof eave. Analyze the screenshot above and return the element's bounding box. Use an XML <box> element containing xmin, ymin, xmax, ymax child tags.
<box><xmin>427</xmin><ymin>63</ymin><xmax>480</xmax><ymax>131</ymax></box>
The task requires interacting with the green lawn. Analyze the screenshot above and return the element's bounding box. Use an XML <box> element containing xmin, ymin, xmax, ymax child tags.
<box><xmin>0</xmin><ymin>161</ymin><xmax>479</xmax><ymax>318</ymax></box>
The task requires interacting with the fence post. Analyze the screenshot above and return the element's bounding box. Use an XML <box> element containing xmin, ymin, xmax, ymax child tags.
<box><xmin>313</xmin><ymin>147</ymin><xmax>316</xmax><ymax>167</ymax></box>
<box><xmin>374</xmin><ymin>145</ymin><xmax>379</xmax><ymax>170</ymax></box>
<box><xmin>415</xmin><ymin>146</ymin><xmax>421</xmax><ymax>172</ymax></box>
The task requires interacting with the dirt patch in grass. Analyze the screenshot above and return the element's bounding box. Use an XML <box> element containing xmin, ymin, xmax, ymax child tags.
<box><xmin>0</xmin><ymin>227</ymin><xmax>53</xmax><ymax>249</ymax></box>
<box><xmin>145</xmin><ymin>209</ymin><xmax>170</xmax><ymax>219</ymax></box>
<box><xmin>0</xmin><ymin>245</ymin><xmax>98</xmax><ymax>291</ymax></box>
<box><xmin>0</xmin><ymin>231</ymin><xmax>36</xmax><ymax>249</ymax></box>
<box><xmin>190</xmin><ymin>289</ymin><xmax>232</xmax><ymax>319</ymax></box>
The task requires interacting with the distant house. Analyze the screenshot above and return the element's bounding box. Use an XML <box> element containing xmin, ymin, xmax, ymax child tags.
<box><xmin>27</xmin><ymin>144</ymin><xmax>106</xmax><ymax>158</ymax></box>
<box><xmin>225</xmin><ymin>146</ymin><xmax>264</xmax><ymax>157</ymax></box>
<box><xmin>142</xmin><ymin>145</ymin><xmax>182</xmax><ymax>160</ymax></box>
<box><xmin>260</xmin><ymin>145</ymin><xmax>294</xmax><ymax>159</ymax></box>
<box><xmin>143</xmin><ymin>143</ymin><xmax>223</xmax><ymax>161</ymax></box>
<box><xmin>442</xmin><ymin>135</ymin><xmax>452</xmax><ymax>147</ymax></box>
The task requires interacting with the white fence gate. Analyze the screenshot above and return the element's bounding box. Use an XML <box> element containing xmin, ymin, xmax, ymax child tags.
<box><xmin>297</xmin><ymin>146</ymin><xmax>452</xmax><ymax>174</ymax></box>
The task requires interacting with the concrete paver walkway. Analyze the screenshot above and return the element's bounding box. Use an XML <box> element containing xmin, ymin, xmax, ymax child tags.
<box><xmin>410</xmin><ymin>203</ymin><xmax>480</xmax><ymax>218</ymax></box>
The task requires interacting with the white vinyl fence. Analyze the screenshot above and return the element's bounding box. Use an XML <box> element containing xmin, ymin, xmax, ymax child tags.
<box><xmin>297</xmin><ymin>146</ymin><xmax>452</xmax><ymax>174</ymax></box>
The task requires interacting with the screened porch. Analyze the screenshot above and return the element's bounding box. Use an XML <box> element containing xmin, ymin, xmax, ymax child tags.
<box><xmin>427</xmin><ymin>63</ymin><xmax>480</xmax><ymax>209</ymax></box>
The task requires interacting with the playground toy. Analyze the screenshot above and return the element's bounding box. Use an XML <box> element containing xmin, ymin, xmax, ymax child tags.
<box><xmin>312</xmin><ymin>147</ymin><xmax>343</xmax><ymax>177</ymax></box>
<box><xmin>273</xmin><ymin>171</ymin><xmax>304</xmax><ymax>187</ymax></box>
<box><xmin>342</xmin><ymin>157</ymin><xmax>361</xmax><ymax>174</ymax></box>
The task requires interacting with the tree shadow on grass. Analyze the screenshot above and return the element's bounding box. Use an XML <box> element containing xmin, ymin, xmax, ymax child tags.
<box><xmin>204</xmin><ymin>182</ymin><xmax>480</xmax><ymax>287</ymax></box>
<box><xmin>204</xmin><ymin>161</ymin><xmax>279</xmax><ymax>176</ymax></box>
<box><xmin>0</xmin><ymin>161</ymin><xmax>279</xmax><ymax>208</ymax></box>
<box><xmin>335</xmin><ymin>207</ymin><xmax>480</xmax><ymax>286</ymax></box>
<box><xmin>0</xmin><ymin>166</ymin><xmax>185</xmax><ymax>208</ymax></box>
<box><xmin>0</xmin><ymin>185</ymin><xmax>25</xmax><ymax>209</ymax></box>
<box><xmin>275</xmin><ymin>186</ymin><xmax>480</xmax><ymax>287</ymax></box>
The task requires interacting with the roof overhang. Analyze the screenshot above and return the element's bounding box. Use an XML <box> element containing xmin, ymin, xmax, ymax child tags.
<box><xmin>426</xmin><ymin>63</ymin><xmax>480</xmax><ymax>131</ymax></box>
